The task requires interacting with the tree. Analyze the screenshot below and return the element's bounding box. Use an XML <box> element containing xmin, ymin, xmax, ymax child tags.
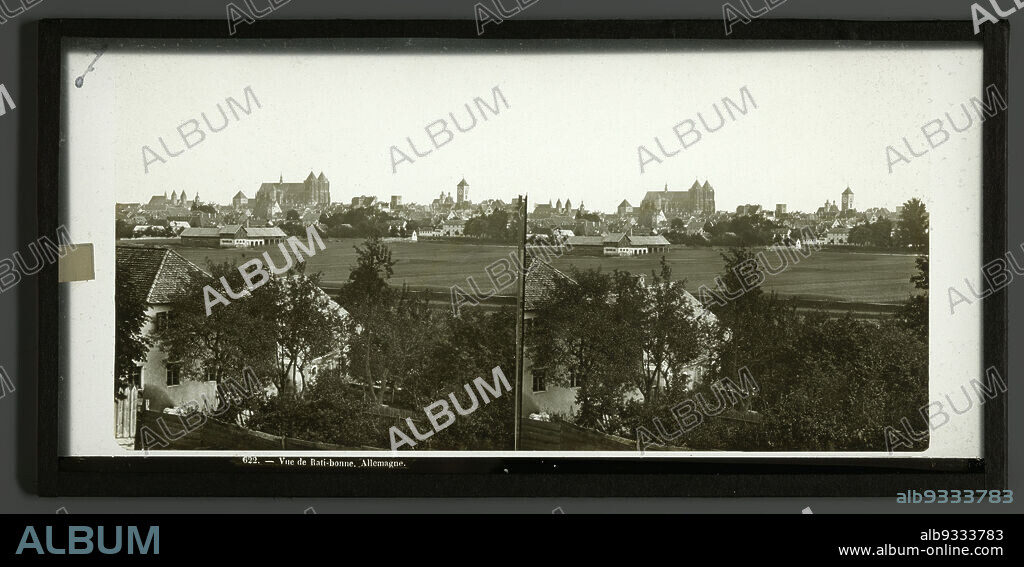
<box><xmin>114</xmin><ymin>263</ymin><xmax>151</xmax><ymax>399</ymax></box>
<box><xmin>895</xmin><ymin>198</ymin><xmax>929</xmax><ymax>250</ymax></box>
<box><xmin>285</xmin><ymin>209</ymin><xmax>301</xmax><ymax>222</ymax></box>
<box><xmin>617</xmin><ymin>257</ymin><xmax>709</xmax><ymax>404</ymax></box>
<box><xmin>152</xmin><ymin>261</ymin><xmax>279</xmax><ymax>393</ymax></box>
<box><xmin>245</xmin><ymin>371</ymin><xmax>390</xmax><ymax>449</ymax></box>
<box><xmin>409</xmin><ymin>306</ymin><xmax>517</xmax><ymax>450</ymax></box>
<box><xmin>268</xmin><ymin>263</ymin><xmax>347</xmax><ymax>393</ymax></box>
<box><xmin>338</xmin><ymin>236</ymin><xmax>396</xmax><ymax>310</ymax></box>
<box><xmin>115</xmin><ymin>219</ymin><xmax>135</xmax><ymax>239</ymax></box>
<box><xmin>849</xmin><ymin>218</ymin><xmax>894</xmax><ymax>248</ymax></box>
<box><xmin>895</xmin><ymin>255</ymin><xmax>928</xmax><ymax>339</ymax></box>
<box><xmin>462</xmin><ymin>210</ymin><xmax>516</xmax><ymax>242</ymax></box>
<box><xmin>529</xmin><ymin>267</ymin><xmax>642</xmax><ymax>429</ymax></box>
<box><xmin>336</xmin><ymin>237</ymin><xmax>404</xmax><ymax>405</ymax></box>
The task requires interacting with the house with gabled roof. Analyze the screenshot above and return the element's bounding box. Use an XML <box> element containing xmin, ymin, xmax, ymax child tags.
<box><xmin>116</xmin><ymin>245</ymin><xmax>219</xmax><ymax>413</ymax></box>
<box><xmin>117</xmin><ymin>244</ymin><xmax>349</xmax><ymax>415</ymax></box>
<box><xmin>565</xmin><ymin>233</ymin><xmax>670</xmax><ymax>256</ymax></box>
<box><xmin>520</xmin><ymin>255</ymin><xmax>717</xmax><ymax>423</ymax></box>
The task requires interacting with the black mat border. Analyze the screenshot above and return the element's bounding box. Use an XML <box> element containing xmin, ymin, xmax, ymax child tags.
<box><xmin>36</xmin><ymin>18</ymin><xmax>1008</xmax><ymax>497</ymax></box>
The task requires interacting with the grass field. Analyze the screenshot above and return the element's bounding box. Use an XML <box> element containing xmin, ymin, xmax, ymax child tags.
<box><xmin>167</xmin><ymin>238</ymin><xmax>519</xmax><ymax>294</ymax></box>
<box><xmin>547</xmin><ymin>248</ymin><xmax>920</xmax><ymax>304</ymax></box>
<box><xmin>139</xmin><ymin>238</ymin><xmax>919</xmax><ymax>304</ymax></box>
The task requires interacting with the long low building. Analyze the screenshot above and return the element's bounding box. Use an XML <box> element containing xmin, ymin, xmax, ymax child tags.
<box><xmin>566</xmin><ymin>233</ymin><xmax>670</xmax><ymax>256</ymax></box>
<box><xmin>180</xmin><ymin>225</ymin><xmax>288</xmax><ymax>248</ymax></box>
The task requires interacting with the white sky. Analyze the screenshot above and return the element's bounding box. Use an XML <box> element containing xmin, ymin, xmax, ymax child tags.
<box><xmin>64</xmin><ymin>40</ymin><xmax>986</xmax><ymax>457</ymax></box>
<box><xmin>93</xmin><ymin>39</ymin><xmax>983</xmax><ymax>213</ymax></box>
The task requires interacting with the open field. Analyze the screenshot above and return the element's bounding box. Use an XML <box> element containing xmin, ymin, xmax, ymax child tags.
<box><xmin>164</xmin><ymin>238</ymin><xmax>519</xmax><ymax>295</ymax></box>
<box><xmin>547</xmin><ymin>247</ymin><xmax>921</xmax><ymax>304</ymax></box>
<box><xmin>120</xmin><ymin>239</ymin><xmax>920</xmax><ymax>304</ymax></box>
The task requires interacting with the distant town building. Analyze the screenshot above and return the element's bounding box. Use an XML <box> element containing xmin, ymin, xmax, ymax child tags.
<box><xmin>144</xmin><ymin>191</ymin><xmax>191</xmax><ymax>212</ymax></box>
<box><xmin>232</xmin><ymin>191</ymin><xmax>250</xmax><ymax>209</ymax></box>
<box><xmin>736</xmin><ymin>204</ymin><xmax>762</xmax><ymax>216</ymax></box>
<box><xmin>456</xmin><ymin>178</ymin><xmax>470</xmax><ymax>206</ymax></box>
<box><xmin>255</xmin><ymin>171</ymin><xmax>331</xmax><ymax>217</ymax></box>
<box><xmin>532</xmin><ymin>200</ymin><xmax>556</xmax><ymax>219</ymax></box>
<box><xmin>841</xmin><ymin>187</ymin><xmax>855</xmax><ymax>213</ymax></box>
<box><xmin>533</xmin><ymin>197</ymin><xmax>576</xmax><ymax>217</ymax></box>
<box><xmin>776</xmin><ymin>203</ymin><xmax>787</xmax><ymax>216</ymax></box>
<box><xmin>566</xmin><ymin>233</ymin><xmax>670</xmax><ymax>256</ymax></box>
<box><xmin>825</xmin><ymin>227</ymin><xmax>850</xmax><ymax>245</ymax></box>
<box><xmin>441</xmin><ymin>220</ymin><xmax>465</xmax><ymax>237</ymax></box>
<box><xmin>179</xmin><ymin>225</ymin><xmax>287</xmax><ymax>248</ymax></box>
<box><xmin>431</xmin><ymin>191</ymin><xmax>455</xmax><ymax>212</ymax></box>
<box><xmin>390</xmin><ymin>195</ymin><xmax>403</xmax><ymax>209</ymax></box>
<box><xmin>351</xmin><ymin>195</ymin><xmax>378</xmax><ymax>208</ymax></box>
<box><xmin>816</xmin><ymin>200</ymin><xmax>840</xmax><ymax>217</ymax></box>
<box><xmin>640</xmin><ymin>180</ymin><xmax>716</xmax><ymax>224</ymax></box>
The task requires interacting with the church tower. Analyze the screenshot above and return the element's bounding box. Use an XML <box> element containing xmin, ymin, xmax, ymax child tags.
<box><xmin>318</xmin><ymin>172</ymin><xmax>330</xmax><ymax>204</ymax></box>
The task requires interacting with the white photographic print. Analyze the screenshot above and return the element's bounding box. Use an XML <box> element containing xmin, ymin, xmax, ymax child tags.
<box><xmin>56</xmin><ymin>38</ymin><xmax>987</xmax><ymax>459</ymax></box>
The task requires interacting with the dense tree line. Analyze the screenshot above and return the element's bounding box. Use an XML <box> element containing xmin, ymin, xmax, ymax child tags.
<box><xmin>115</xmin><ymin>236</ymin><xmax>516</xmax><ymax>449</ymax></box>
<box><xmin>463</xmin><ymin>209</ymin><xmax>522</xmax><ymax>244</ymax></box>
<box><xmin>527</xmin><ymin>248</ymin><xmax>929</xmax><ymax>451</ymax></box>
<box><xmin>318</xmin><ymin>207</ymin><xmax>396</xmax><ymax>238</ymax></box>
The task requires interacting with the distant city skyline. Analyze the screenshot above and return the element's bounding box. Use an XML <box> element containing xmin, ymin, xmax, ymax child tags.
<box><xmin>96</xmin><ymin>40</ymin><xmax>980</xmax><ymax>218</ymax></box>
<box><xmin>122</xmin><ymin>174</ymin><xmax>910</xmax><ymax>216</ymax></box>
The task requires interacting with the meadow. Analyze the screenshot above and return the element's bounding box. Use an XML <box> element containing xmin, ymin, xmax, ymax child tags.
<box><xmin>153</xmin><ymin>238</ymin><xmax>919</xmax><ymax>304</ymax></box>
<box><xmin>168</xmin><ymin>238</ymin><xmax>519</xmax><ymax>294</ymax></box>
<box><xmin>548</xmin><ymin>247</ymin><xmax>920</xmax><ymax>304</ymax></box>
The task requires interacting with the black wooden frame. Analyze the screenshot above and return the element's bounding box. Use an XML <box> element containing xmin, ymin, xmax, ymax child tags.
<box><xmin>37</xmin><ymin>18</ymin><xmax>1008</xmax><ymax>497</ymax></box>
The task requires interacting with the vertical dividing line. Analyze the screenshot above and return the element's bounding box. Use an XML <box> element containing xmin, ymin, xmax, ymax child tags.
<box><xmin>513</xmin><ymin>195</ymin><xmax>527</xmax><ymax>451</ymax></box>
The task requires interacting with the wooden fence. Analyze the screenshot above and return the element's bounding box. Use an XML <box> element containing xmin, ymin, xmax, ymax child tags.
<box><xmin>114</xmin><ymin>386</ymin><xmax>140</xmax><ymax>441</ymax></box>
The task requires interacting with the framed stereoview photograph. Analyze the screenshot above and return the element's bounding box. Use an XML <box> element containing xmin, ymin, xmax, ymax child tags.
<box><xmin>37</xmin><ymin>18</ymin><xmax>1006</xmax><ymax>497</ymax></box>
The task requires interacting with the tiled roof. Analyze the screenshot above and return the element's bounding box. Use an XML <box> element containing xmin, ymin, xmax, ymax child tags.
<box><xmin>643</xmin><ymin>190</ymin><xmax>691</xmax><ymax>202</ymax></box>
<box><xmin>116</xmin><ymin>246</ymin><xmax>208</xmax><ymax>304</ymax></box>
<box><xmin>627</xmin><ymin>235</ymin><xmax>670</xmax><ymax>246</ymax></box>
<box><xmin>243</xmin><ymin>227</ymin><xmax>287</xmax><ymax>238</ymax></box>
<box><xmin>524</xmin><ymin>256</ymin><xmax>574</xmax><ymax>311</ymax></box>
<box><xmin>565</xmin><ymin>235</ymin><xmax>603</xmax><ymax>246</ymax></box>
<box><xmin>219</xmin><ymin>225</ymin><xmax>243</xmax><ymax>236</ymax></box>
<box><xmin>603</xmin><ymin>233</ymin><xmax>627</xmax><ymax>244</ymax></box>
<box><xmin>179</xmin><ymin>227</ymin><xmax>220</xmax><ymax>238</ymax></box>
